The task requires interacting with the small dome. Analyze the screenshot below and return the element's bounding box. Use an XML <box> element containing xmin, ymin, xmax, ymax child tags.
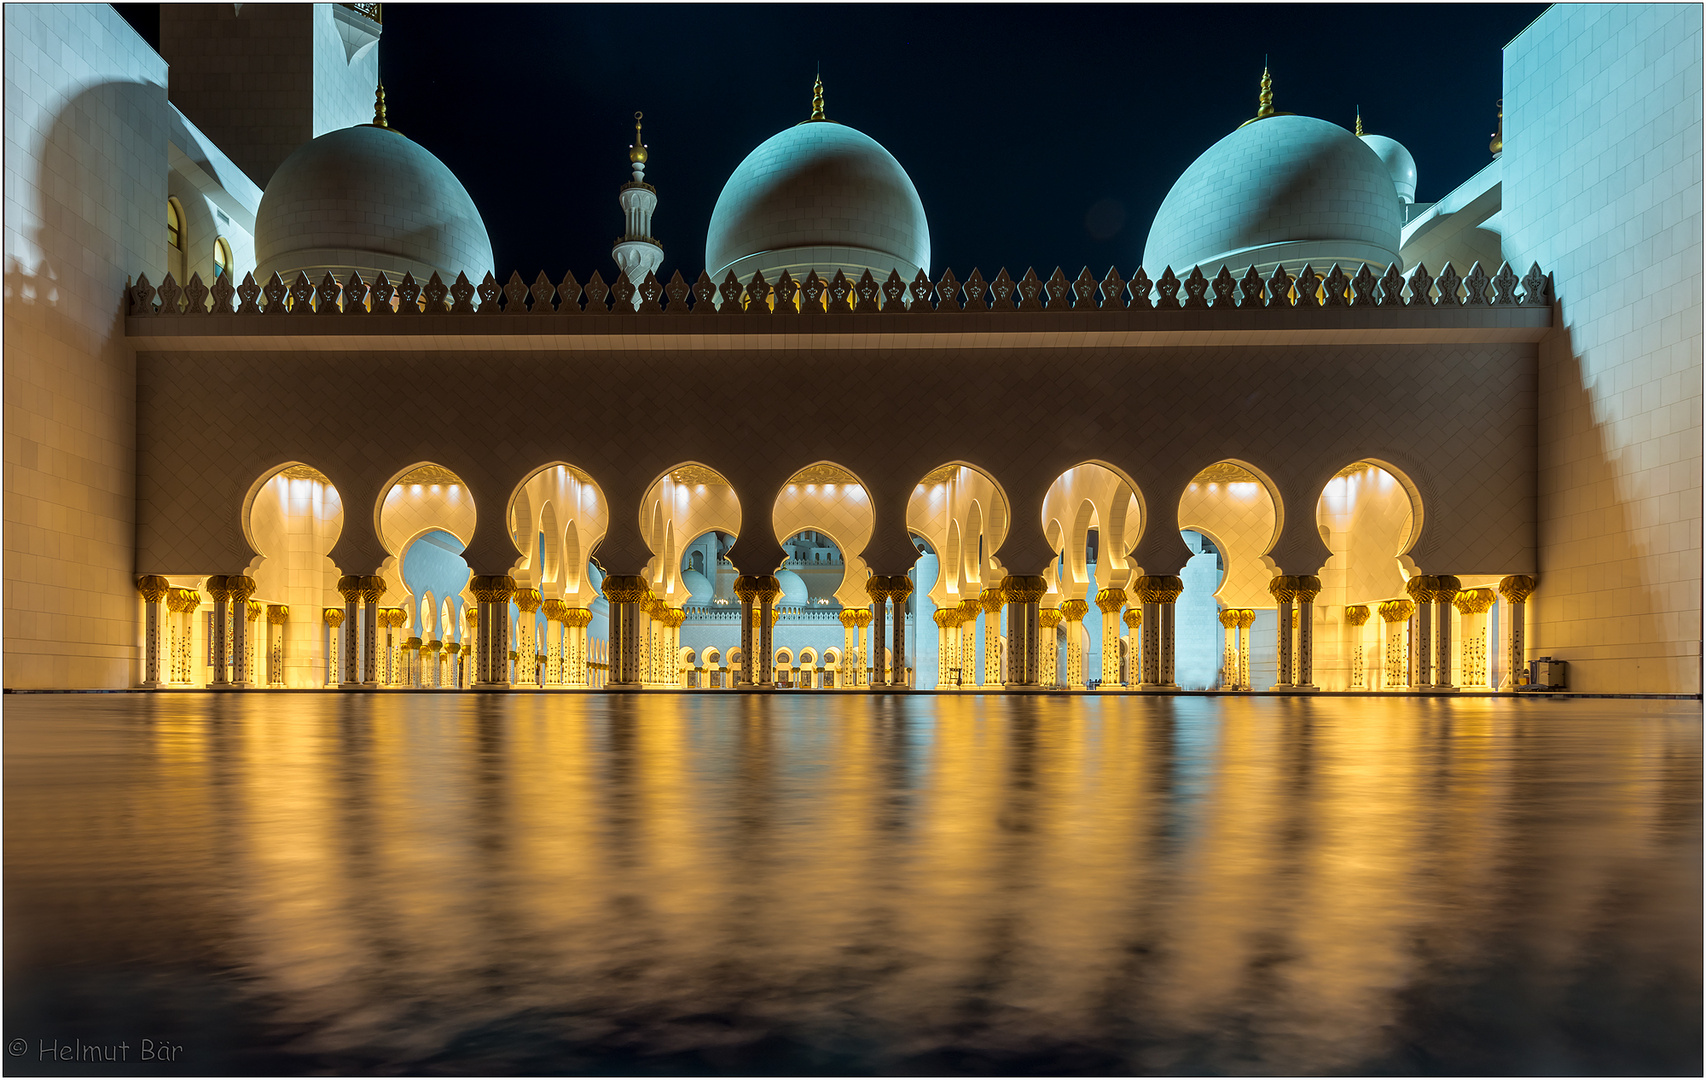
<box><xmin>255</xmin><ymin>124</ymin><xmax>494</xmax><ymax>286</ymax></box>
<box><xmin>775</xmin><ymin>568</ymin><xmax>810</xmax><ymax>607</ymax></box>
<box><xmin>680</xmin><ymin>568</ymin><xmax>714</xmax><ymax>604</ymax></box>
<box><xmin>1143</xmin><ymin>114</ymin><xmax>1401</xmax><ymax>275</ymax></box>
<box><xmin>1359</xmin><ymin>134</ymin><xmax>1417</xmax><ymax>203</ymax></box>
<box><xmin>706</xmin><ymin>119</ymin><xmax>929</xmax><ymax>284</ymax></box>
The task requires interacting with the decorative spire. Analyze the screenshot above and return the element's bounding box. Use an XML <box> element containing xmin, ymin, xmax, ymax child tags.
<box><xmin>1489</xmin><ymin>98</ymin><xmax>1504</xmax><ymax>156</ymax></box>
<box><xmin>372</xmin><ymin>81</ymin><xmax>389</xmax><ymax>129</ymax></box>
<box><xmin>628</xmin><ymin>111</ymin><xmax>648</xmax><ymax>183</ymax></box>
<box><xmin>1255</xmin><ymin>62</ymin><xmax>1274</xmax><ymax>121</ymax></box>
<box><xmin>1355</xmin><ymin>106</ymin><xmax>1363</xmax><ymax>137</ymax></box>
<box><xmin>810</xmin><ymin>72</ymin><xmax>825</xmax><ymax>121</ymax></box>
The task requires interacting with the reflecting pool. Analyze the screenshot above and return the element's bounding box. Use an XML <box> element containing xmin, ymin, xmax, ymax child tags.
<box><xmin>5</xmin><ymin>694</ymin><xmax>1700</xmax><ymax>1074</ymax></box>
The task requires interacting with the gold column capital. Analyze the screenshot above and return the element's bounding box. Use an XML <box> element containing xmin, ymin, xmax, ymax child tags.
<box><xmin>1379</xmin><ymin>598</ymin><xmax>1416</xmax><ymax>623</ymax></box>
<box><xmin>1498</xmin><ymin>574</ymin><xmax>1537</xmax><ymax>603</ymax></box>
<box><xmin>853</xmin><ymin>608</ymin><xmax>871</xmax><ymax>629</ymax></box>
<box><xmin>956</xmin><ymin>598</ymin><xmax>981</xmax><ymax>623</ymax></box>
<box><xmin>514</xmin><ymin>588</ymin><xmax>542</xmax><ymax>613</ymax></box>
<box><xmin>1001</xmin><ymin>575</ymin><xmax>1048</xmax><ymax>604</ymax></box>
<box><xmin>1038</xmin><ymin>608</ymin><xmax>1064</xmax><ymax>629</ymax></box>
<box><xmin>323</xmin><ymin>607</ymin><xmax>345</xmax><ymax>626</ymax></box>
<box><xmin>1404</xmin><ymin>574</ymin><xmax>1437</xmax><ymax>603</ymax></box>
<box><xmin>206</xmin><ymin>574</ymin><xmax>233</xmax><ymax>601</ymax></box>
<box><xmin>1235</xmin><ymin>608</ymin><xmax>1256</xmax><ymax>629</ymax></box>
<box><xmin>1344</xmin><ymin>604</ymin><xmax>1371</xmax><ymax>626</ymax></box>
<box><xmin>980</xmin><ymin>587</ymin><xmax>1005</xmax><ymax>615</ymax></box>
<box><xmin>137</xmin><ymin>575</ymin><xmax>170</xmax><ymax>602</ymax></box>
<box><xmin>1094</xmin><ymin>587</ymin><xmax>1125</xmax><ymax>614</ymax></box>
<box><xmin>839</xmin><ymin>609</ymin><xmax>860</xmax><ymax>627</ymax></box>
<box><xmin>542</xmin><ymin>598</ymin><xmax>569</xmax><ymax>622</ymax></box>
<box><xmin>1454</xmin><ymin>587</ymin><xmax>1495</xmax><ymax>615</ymax></box>
<box><xmin>1124</xmin><ymin>607</ymin><xmax>1143</xmax><ymax>629</ymax></box>
<box><xmin>1060</xmin><ymin>598</ymin><xmax>1089</xmax><ymax>623</ymax></box>
<box><xmin>267</xmin><ymin>604</ymin><xmax>291</xmax><ymax>624</ymax></box>
<box><xmin>1267</xmin><ymin>575</ymin><xmax>1299</xmax><ymax>604</ymax></box>
<box><xmin>1217</xmin><ymin>608</ymin><xmax>1240</xmax><ymax>628</ymax></box>
<box><xmin>1292</xmin><ymin>574</ymin><xmax>1322</xmax><ymax>603</ymax></box>
<box><xmin>470</xmin><ymin>575</ymin><xmax>517</xmax><ymax>603</ymax></box>
<box><xmin>1137</xmin><ymin>574</ymin><xmax>1183</xmax><ymax>603</ymax></box>
<box><xmin>359</xmin><ymin>575</ymin><xmax>386</xmax><ymax>603</ymax></box>
<box><xmin>336</xmin><ymin>574</ymin><xmax>363</xmax><ymax>602</ymax></box>
<box><xmin>933</xmin><ymin>609</ymin><xmax>956</xmax><ymax>628</ymax></box>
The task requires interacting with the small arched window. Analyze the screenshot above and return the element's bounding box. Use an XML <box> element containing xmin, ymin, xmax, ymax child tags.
<box><xmin>213</xmin><ymin>237</ymin><xmax>232</xmax><ymax>279</ymax></box>
<box><xmin>166</xmin><ymin>199</ymin><xmax>183</xmax><ymax>250</ymax></box>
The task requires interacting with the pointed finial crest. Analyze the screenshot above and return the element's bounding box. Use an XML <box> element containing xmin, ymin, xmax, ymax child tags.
<box><xmin>1355</xmin><ymin>106</ymin><xmax>1363</xmax><ymax>137</ymax></box>
<box><xmin>629</xmin><ymin>111</ymin><xmax>647</xmax><ymax>165</ymax></box>
<box><xmin>810</xmin><ymin>73</ymin><xmax>825</xmax><ymax>121</ymax></box>
<box><xmin>1489</xmin><ymin>98</ymin><xmax>1503</xmax><ymax>156</ymax></box>
<box><xmin>372</xmin><ymin>81</ymin><xmax>388</xmax><ymax>128</ymax></box>
<box><xmin>1256</xmin><ymin>63</ymin><xmax>1274</xmax><ymax>120</ymax></box>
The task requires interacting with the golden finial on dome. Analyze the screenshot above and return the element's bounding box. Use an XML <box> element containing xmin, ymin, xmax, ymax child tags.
<box><xmin>372</xmin><ymin>81</ymin><xmax>389</xmax><ymax>129</ymax></box>
<box><xmin>1489</xmin><ymin>98</ymin><xmax>1504</xmax><ymax>156</ymax></box>
<box><xmin>1256</xmin><ymin>62</ymin><xmax>1275</xmax><ymax>120</ymax></box>
<box><xmin>810</xmin><ymin>71</ymin><xmax>825</xmax><ymax>121</ymax></box>
<box><xmin>1355</xmin><ymin>106</ymin><xmax>1364</xmax><ymax>137</ymax></box>
<box><xmin>629</xmin><ymin>111</ymin><xmax>647</xmax><ymax>165</ymax></box>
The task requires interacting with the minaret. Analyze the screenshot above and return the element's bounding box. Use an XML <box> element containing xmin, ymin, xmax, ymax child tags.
<box><xmin>612</xmin><ymin>111</ymin><xmax>663</xmax><ymax>291</ymax></box>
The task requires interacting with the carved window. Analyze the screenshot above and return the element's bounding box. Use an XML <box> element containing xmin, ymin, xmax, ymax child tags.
<box><xmin>166</xmin><ymin>199</ymin><xmax>183</xmax><ymax>250</ymax></box>
<box><xmin>213</xmin><ymin>237</ymin><xmax>232</xmax><ymax>279</ymax></box>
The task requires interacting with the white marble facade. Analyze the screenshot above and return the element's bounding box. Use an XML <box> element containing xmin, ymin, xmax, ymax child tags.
<box><xmin>2</xmin><ymin>3</ymin><xmax>1700</xmax><ymax>695</ymax></box>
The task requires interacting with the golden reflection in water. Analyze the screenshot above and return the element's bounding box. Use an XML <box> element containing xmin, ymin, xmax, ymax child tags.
<box><xmin>4</xmin><ymin>694</ymin><xmax>1699</xmax><ymax>1073</ymax></box>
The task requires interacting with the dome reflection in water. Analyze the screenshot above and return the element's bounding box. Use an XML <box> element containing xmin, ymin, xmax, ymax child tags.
<box><xmin>4</xmin><ymin>695</ymin><xmax>1700</xmax><ymax>1074</ymax></box>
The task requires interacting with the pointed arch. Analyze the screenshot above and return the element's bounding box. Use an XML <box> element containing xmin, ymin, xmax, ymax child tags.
<box><xmin>906</xmin><ymin>461</ymin><xmax>1011</xmax><ymax>609</ymax></box>
<box><xmin>507</xmin><ymin>462</ymin><xmax>608</xmax><ymax>604</ymax></box>
<box><xmin>641</xmin><ymin>462</ymin><xmax>742</xmax><ymax>605</ymax></box>
<box><xmin>771</xmin><ymin>461</ymin><xmax>877</xmax><ymax>607</ymax></box>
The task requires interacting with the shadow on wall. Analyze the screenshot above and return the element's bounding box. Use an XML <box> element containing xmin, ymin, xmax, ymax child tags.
<box><xmin>1535</xmin><ymin>313</ymin><xmax>1688</xmax><ymax>692</ymax></box>
<box><xmin>4</xmin><ymin>80</ymin><xmax>168</xmax><ymax>687</ymax></box>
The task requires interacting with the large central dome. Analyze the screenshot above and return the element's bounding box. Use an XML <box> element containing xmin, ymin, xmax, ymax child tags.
<box><xmin>255</xmin><ymin>122</ymin><xmax>494</xmax><ymax>287</ymax></box>
<box><xmin>1142</xmin><ymin>113</ymin><xmax>1401</xmax><ymax>276</ymax></box>
<box><xmin>705</xmin><ymin>109</ymin><xmax>930</xmax><ymax>285</ymax></box>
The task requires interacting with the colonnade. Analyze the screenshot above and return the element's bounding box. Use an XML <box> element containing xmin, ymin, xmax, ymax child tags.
<box><xmin>135</xmin><ymin>570</ymin><xmax>1541</xmax><ymax>693</ymax></box>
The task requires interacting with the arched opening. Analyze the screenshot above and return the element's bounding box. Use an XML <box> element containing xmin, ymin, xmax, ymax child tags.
<box><xmin>213</xmin><ymin>235</ymin><xmax>232</xmax><ymax>280</ymax></box>
<box><xmin>166</xmin><ymin>197</ymin><xmax>185</xmax><ymax>283</ymax></box>
<box><xmin>1041</xmin><ymin>461</ymin><xmax>1145</xmax><ymax>686</ymax></box>
<box><xmin>1178</xmin><ymin>460</ymin><xmax>1282</xmax><ymax>690</ymax></box>
<box><xmin>771</xmin><ymin>461</ymin><xmax>876</xmax><ymax>607</ymax></box>
<box><xmin>240</xmin><ymin>462</ymin><xmax>344</xmax><ymax>687</ymax></box>
<box><xmin>907</xmin><ymin>462</ymin><xmax>1011</xmax><ymax>691</ymax></box>
<box><xmin>1316</xmin><ymin>460</ymin><xmax>1440</xmax><ymax>690</ymax></box>
<box><xmin>641</xmin><ymin>462</ymin><xmax>741</xmax><ymax>605</ymax></box>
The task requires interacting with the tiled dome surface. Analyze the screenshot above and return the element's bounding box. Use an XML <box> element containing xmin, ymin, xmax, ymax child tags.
<box><xmin>255</xmin><ymin>125</ymin><xmax>493</xmax><ymax>286</ymax></box>
<box><xmin>706</xmin><ymin>121</ymin><xmax>929</xmax><ymax>282</ymax></box>
<box><xmin>1143</xmin><ymin>115</ymin><xmax>1401</xmax><ymax>275</ymax></box>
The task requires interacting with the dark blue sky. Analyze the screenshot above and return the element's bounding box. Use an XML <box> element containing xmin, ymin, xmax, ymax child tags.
<box><xmin>123</xmin><ymin>3</ymin><xmax>1548</xmax><ymax>279</ymax></box>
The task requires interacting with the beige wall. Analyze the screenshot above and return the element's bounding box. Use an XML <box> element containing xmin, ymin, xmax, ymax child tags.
<box><xmin>1503</xmin><ymin>4</ymin><xmax>1704</xmax><ymax>693</ymax></box>
<box><xmin>4</xmin><ymin>5</ymin><xmax>168</xmax><ymax>688</ymax></box>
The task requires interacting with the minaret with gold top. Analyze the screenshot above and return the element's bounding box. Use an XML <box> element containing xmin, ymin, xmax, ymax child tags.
<box><xmin>612</xmin><ymin>110</ymin><xmax>663</xmax><ymax>291</ymax></box>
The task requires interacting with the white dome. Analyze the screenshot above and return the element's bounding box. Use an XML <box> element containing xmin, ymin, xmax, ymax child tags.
<box><xmin>255</xmin><ymin>124</ymin><xmax>494</xmax><ymax>287</ymax></box>
<box><xmin>1360</xmin><ymin>133</ymin><xmax>1417</xmax><ymax>203</ymax></box>
<box><xmin>1143</xmin><ymin>114</ymin><xmax>1402</xmax><ymax>276</ymax></box>
<box><xmin>680</xmin><ymin>568</ymin><xmax>714</xmax><ymax>604</ymax></box>
<box><xmin>706</xmin><ymin>120</ymin><xmax>929</xmax><ymax>284</ymax></box>
<box><xmin>775</xmin><ymin>568</ymin><xmax>810</xmax><ymax>607</ymax></box>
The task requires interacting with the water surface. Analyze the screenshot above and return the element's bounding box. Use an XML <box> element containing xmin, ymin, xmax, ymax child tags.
<box><xmin>5</xmin><ymin>694</ymin><xmax>1700</xmax><ymax>1074</ymax></box>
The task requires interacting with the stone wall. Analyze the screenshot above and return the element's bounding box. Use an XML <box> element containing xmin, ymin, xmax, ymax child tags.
<box><xmin>1503</xmin><ymin>4</ymin><xmax>1704</xmax><ymax>693</ymax></box>
<box><xmin>4</xmin><ymin>5</ymin><xmax>167</xmax><ymax>688</ymax></box>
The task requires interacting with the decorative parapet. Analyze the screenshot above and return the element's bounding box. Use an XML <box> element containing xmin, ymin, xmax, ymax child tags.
<box><xmin>126</xmin><ymin>259</ymin><xmax>1553</xmax><ymax>319</ymax></box>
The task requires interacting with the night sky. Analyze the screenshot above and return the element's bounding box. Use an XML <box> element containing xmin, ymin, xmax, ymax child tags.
<box><xmin>120</xmin><ymin>3</ymin><xmax>1548</xmax><ymax>279</ymax></box>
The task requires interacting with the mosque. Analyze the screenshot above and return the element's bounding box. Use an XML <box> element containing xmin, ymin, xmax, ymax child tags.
<box><xmin>4</xmin><ymin>4</ymin><xmax>1700</xmax><ymax>695</ymax></box>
